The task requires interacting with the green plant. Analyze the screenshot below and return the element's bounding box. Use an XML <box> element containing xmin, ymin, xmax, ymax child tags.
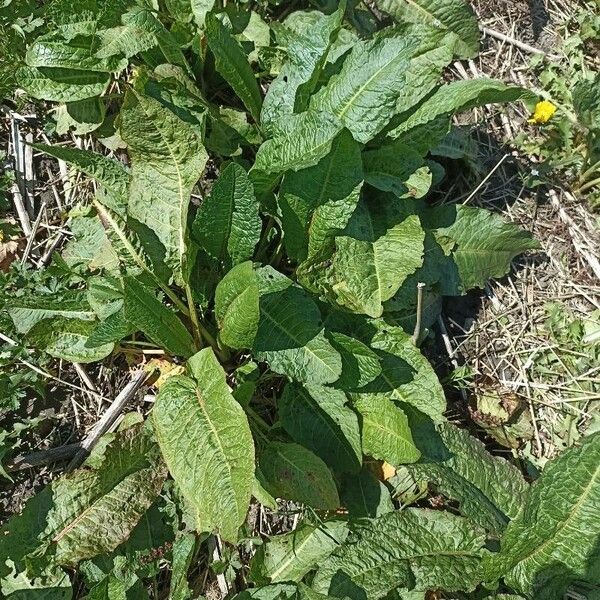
<box><xmin>518</xmin><ymin>2</ymin><xmax>600</xmax><ymax>208</ymax></box>
<box><xmin>1</xmin><ymin>0</ymin><xmax>599</xmax><ymax>599</ymax></box>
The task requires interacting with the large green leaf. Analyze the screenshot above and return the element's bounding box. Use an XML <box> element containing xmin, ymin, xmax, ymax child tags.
<box><xmin>313</xmin><ymin>509</ymin><xmax>485</xmax><ymax>598</ymax></box>
<box><xmin>422</xmin><ymin>204</ymin><xmax>540</xmax><ymax>291</ymax></box>
<box><xmin>216</xmin><ymin>264</ymin><xmax>342</xmax><ymax>385</ymax></box>
<box><xmin>16</xmin><ymin>66</ymin><xmax>110</xmax><ymax>102</ymax></box>
<box><xmin>259</xmin><ymin>442</ymin><xmax>340</xmax><ymax>510</ymax></box>
<box><xmin>279</xmin><ymin>383</ymin><xmax>362</xmax><ymax>474</ymax></box>
<box><xmin>374</xmin><ymin>0</ymin><xmax>480</xmax><ymax>58</ymax></box>
<box><xmin>120</xmin><ymin>84</ymin><xmax>208</xmax><ymax>285</ymax></box>
<box><xmin>353</xmin><ymin>395</ymin><xmax>420</xmax><ymax>465</ymax></box>
<box><xmin>250</xmin><ymin>521</ymin><xmax>349</xmax><ymax>584</ymax></box>
<box><xmin>33</xmin><ymin>144</ymin><xmax>130</xmax><ymax>213</ymax></box>
<box><xmin>206</xmin><ymin>12</ymin><xmax>262</xmax><ymax>122</ymax></box>
<box><xmin>26</xmin><ymin>33</ymin><xmax>128</xmax><ymax>72</ymax></box>
<box><xmin>388</xmin><ymin>79</ymin><xmax>530</xmax><ymax>145</ymax></box>
<box><xmin>341</xmin><ymin>466</ymin><xmax>394</xmax><ymax>518</ymax></box>
<box><xmin>261</xmin><ymin>2</ymin><xmax>346</xmax><ymax>127</ymax></box>
<box><xmin>484</xmin><ymin>432</ymin><xmax>600</xmax><ymax>597</ymax></box>
<box><xmin>327</xmin><ymin>332</ymin><xmax>382</xmax><ymax>391</ymax></box>
<box><xmin>253</xmin><ymin>110</ymin><xmax>343</xmax><ymax>177</ymax></box>
<box><xmin>7</xmin><ymin>294</ymin><xmax>95</xmax><ymax>335</ymax></box>
<box><xmin>407</xmin><ymin>423</ymin><xmax>528</xmax><ymax>533</ymax></box>
<box><xmin>192</xmin><ymin>162</ymin><xmax>261</xmax><ymax>269</ymax></box>
<box><xmin>299</xmin><ymin>199</ymin><xmax>425</xmax><ymax>318</ymax></box>
<box><xmin>310</xmin><ymin>29</ymin><xmax>452</xmax><ymax>143</ymax></box>
<box><xmin>62</xmin><ymin>213</ymin><xmax>120</xmax><ymax>272</ymax></box>
<box><xmin>152</xmin><ymin>348</ymin><xmax>255</xmax><ymax>542</ymax></box>
<box><xmin>279</xmin><ymin>129</ymin><xmax>363</xmax><ymax>263</ymax></box>
<box><xmin>324</xmin><ymin>316</ymin><xmax>446</xmax><ymax>421</ymax></box>
<box><xmin>27</xmin><ymin>317</ymin><xmax>114</xmax><ymax>363</ymax></box>
<box><xmin>0</xmin><ymin>424</ymin><xmax>166</xmax><ymax>570</ymax></box>
<box><xmin>123</xmin><ymin>276</ymin><xmax>195</xmax><ymax>357</ymax></box>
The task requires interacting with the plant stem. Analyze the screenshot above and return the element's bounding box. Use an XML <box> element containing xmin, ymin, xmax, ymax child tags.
<box><xmin>579</xmin><ymin>176</ymin><xmax>600</xmax><ymax>194</ymax></box>
<box><xmin>579</xmin><ymin>159</ymin><xmax>600</xmax><ymax>184</ymax></box>
<box><xmin>412</xmin><ymin>282</ymin><xmax>426</xmax><ymax>345</ymax></box>
<box><xmin>185</xmin><ymin>285</ymin><xmax>203</xmax><ymax>350</ymax></box>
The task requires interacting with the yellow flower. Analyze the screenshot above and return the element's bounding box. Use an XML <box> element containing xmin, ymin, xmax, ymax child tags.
<box><xmin>528</xmin><ymin>100</ymin><xmax>557</xmax><ymax>124</ymax></box>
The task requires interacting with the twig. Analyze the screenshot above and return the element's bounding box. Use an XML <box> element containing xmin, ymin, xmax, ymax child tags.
<box><xmin>462</xmin><ymin>154</ymin><xmax>509</xmax><ymax>205</ymax></box>
<box><xmin>549</xmin><ymin>190</ymin><xmax>600</xmax><ymax>280</ymax></box>
<box><xmin>437</xmin><ymin>316</ymin><xmax>469</xmax><ymax>402</ymax></box>
<box><xmin>73</xmin><ymin>363</ymin><xmax>99</xmax><ymax>392</ymax></box>
<box><xmin>209</xmin><ymin>535</ymin><xmax>230</xmax><ymax>598</ymax></box>
<box><xmin>7</xmin><ymin>443</ymin><xmax>79</xmax><ymax>472</ymax></box>
<box><xmin>481</xmin><ymin>27</ymin><xmax>561</xmax><ymax>61</ymax></box>
<box><xmin>66</xmin><ymin>370</ymin><xmax>150</xmax><ymax>471</ymax></box>
<box><xmin>0</xmin><ymin>330</ymin><xmax>108</xmax><ymax>400</ymax></box>
<box><xmin>20</xmin><ymin>201</ymin><xmax>46</xmax><ymax>264</ymax></box>
<box><xmin>412</xmin><ymin>283</ymin><xmax>426</xmax><ymax>345</ymax></box>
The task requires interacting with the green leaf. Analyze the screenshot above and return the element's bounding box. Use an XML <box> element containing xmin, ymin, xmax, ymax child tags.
<box><xmin>26</xmin><ymin>33</ymin><xmax>128</xmax><ymax>72</ymax></box>
<box><xmin>253</xmin><ymin>267</ymin><xmax>342</xmax><ymax>384</ymax></box>
<box><xmin>259</xmin><ymin>442</ymin><xmax>340</xmax><ymax>510</ymax></box>
<box><xmin>362</xmin><ymin>143</ymin><xmax>425</xmax><ymax>196</ymax></box>
<box><xmin>327</xmin><ymin>332</ymin><xmax>382</xmax><ymax>391</ymax></box>
<box><xmin>341</xmin><ymin>466</ymin><xmax>395</xmax><ymax>519</ymax></box>
<box><xmin>279</xmin><ymin>383</ymin><xmax>362</xmax><ymax>474</ymax></box>
<box><xmin>62</xmin><ymin>213</ymin><xmax>120</xmax><ymax>272</ymax></box>
<box><xmin>16</xmin><ymin>66</ymin><xmax>110</xmax><ymax>102</ymax></box>
<box><xmin>170</xmin><ymin>532</ymin><xmax>196</xmax><ymax>600</ymax></box>
<box><xmin>152</xmin><ymin>348</ymin><xmax>255</xmax><ymax>542</ymax></box>
<box><xmin>313</xmin><ymin>508</ymin><xmax>485</xmax><ymax>598</ymax></box>
<box><xmin>215</xmin><ymin>261</ymin><xmax>261</xmax><ymax>349</ymax></box>
<box><xmin>422</xmin><ymin>204</ymin><xmax>540</xmax><ymax>291</ymax></box>
<box><xmin>123</xmin><ymin>276</ymin><xmax>195</xmax><ymax>358</ymax></box>
<box><xmin>310</xmin><ymin>30</ymin><xmax>452</xmax><ymax>143</ymax></box>
<box><xmin>191</xmin><ymin>0</ymin><xmax>216</xmax><ymax>28</ymax></box>
<box><xmin>253</xmin><ymin>110</ymin><xmax>343</xmax><ymax>176</ymax></box>
<box><xmin>573</xmin><ymin>73</ymin><xmax>600</xmax><ymax>130</ymax></box>
<box><xmin>33</xmin><ymin>144</ymin><xmax>130</xmax><ymax>212</ymax></box>
<box><xmin>27</xmin><ymin>318</ymin><xmax>114</xmax><ymax>363</ymax></box>
<box><xmin>388</xmin><ymin>79</ymin><xmax>530</xmax><ymax>144</ymax></box>
<box><xmin>206</xmin><ymin>13</ymin><xmax>262</xmax><ymax>122</ymax></box>
<box><xmin>0</xmin><ymin>424</ymin><xmax>166</xmax><ymax>569</ymax></box>
<box><xmin>407</xmin><ymin>423</ymin><xmax>528</xmax><ymax>533</ymax></box>
<box><xmin>484</xmin><ymin>432</ymin><xmax>600</xmax><ymax>597</ymax></box>
<box><xmin>355</xmin><ymin>319</ymin><xmax>446</xmax><ymax>420</ymax></box>
<box><xmin>261</xmin><ymin>2</ymin><xmax>346</xmax><ymax>127</ymax></box>
<box><xmin>300</xmin><ymin>200</ymin><xmax>425</xmax><ymax>318</ymax></box>
<box><xmin>7</xmin><ymin>294</ymin><xmax>95</xmax><ymax>335</ymax></box>
<box><xmin>374</xmin><ymin>0</ymin><xmax>480</xmax><ymax>59</ymax></box>
<box><xmin>353</xmin><ymin>395</ymin><xmax>420</xmax><ymax>465</ymax></box>
<box><xmin>216</xmin><ymin>265</ymin><xmax>342</xmax><ymax>385</ymax></box>
<box><xmin>95</xmin><ymin>24</ymin><xmax>158</xmax><ymax>59</ymax></box>
<box><xmin>192</xmin><ymin>162</ymin><xmax>261</xmax><ymax>269</ymax></box>
<box><xmin>251</xmin><ymin>521</ymin><xmax>349</xmax><ymax>585</ymax></box>
<box><xmin>120</xmin><ymin>84</ymin><xmax>208</xmax><ymax>285</ymax></box>
<box><xmin>279</xmin><ymin>129</ymin><xmax>363</xmax><ymax>263</ymax></box>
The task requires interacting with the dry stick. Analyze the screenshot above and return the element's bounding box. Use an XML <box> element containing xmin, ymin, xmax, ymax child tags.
<box><xmin>437</xmin><ymin>316</ymin><xmax>469</xmax><ymax>403</ymax></box>
<box><xmin>73</xmin><ymin>363</ymin><xmax>99</xmax><ymax>393</ymax></box>
<box><xmin>9</xmin><ymin>117</ymin><xmax>32</xmax><ymax>237</ymax></box>
<box><xmin>549</xmin><ymin>189</ymin><xmax>600</xmax><ymax>280</ymax></box>
<box><xmin>412</xmin><ymin>283</ymin><xmax>426</xmax><ymax>345</ymax></box>
<box><xmin>24</xmin><ymin>132</ymin><xmax>35</xmax><ymax>219</ymax></box>
<box><xmin>481</xmin><ymin>27</ymin><xmax>562</xmax><ymax>61</ymax></box>
<box><xmin>7</xmin><ymin>443</ymin><xmax>80</xmax><ymax>472</ymax></box>
<box><xmin>66</xmin><ymin>369</ymin><xmax>151</xmax><ymax>471</ymax></box>
<box><xmin>209</xmin><ymin>535</ymin><xmax>230</xmax><ymax>598</ymax></box>
<box><xmin>462</xmin><ymin>154</ymin><xmax>509</xmax><ymax>205</ymax></box>
<box><xmin>20</xmin><ymin>200</ymin><xmax>46</xmax><ymax>265</ymax></box>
